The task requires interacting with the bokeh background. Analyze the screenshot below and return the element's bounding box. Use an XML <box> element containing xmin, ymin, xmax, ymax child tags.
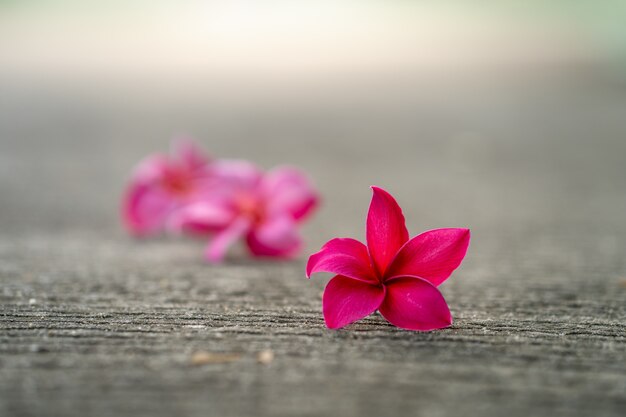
<box><xmin>1</xmin><ymin>2</ymin><xmax>626</xmax><ymax>416</ymax></box>
<box><xmin>1</xmin><ymin>0</ymin><xmax>625</xmax><ymax>245</ymax></box>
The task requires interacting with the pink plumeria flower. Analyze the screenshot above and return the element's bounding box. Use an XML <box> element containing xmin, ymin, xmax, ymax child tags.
<box><xmin>307</xmin><ymin>186</ymin><xmax>470</xmax><ymax>331</ymax></box>
<box><xmin>122</xmin><ymin>138</ymin><xmax>215</xmax><ymax>236</ymax></box>
<box><xmin>174</xmin><ymin>160</ymin><xmax>319</xmax><ymax>263</ymax></box>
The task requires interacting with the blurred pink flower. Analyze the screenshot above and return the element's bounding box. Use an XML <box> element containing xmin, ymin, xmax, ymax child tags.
<box><xmin>307</xmin><ymin>186</ymin><xmax>469</xmax><ymax>331</ymax></box>
<box><xmin>174</xmin><ymin>160</ymin><xmax>319</xmax><ymax>262</ymax></box>
<box><xmin>122</xmin><ymin>138</ymin><xmax>215</xmax><ymax>236</ymax></box>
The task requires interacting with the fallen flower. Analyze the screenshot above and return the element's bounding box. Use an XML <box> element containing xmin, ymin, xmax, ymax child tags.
<box><xmin>307</xmin><ymin>186</ymin><xmax>469</xmax><ymax>331</ymax></box>
<box><xmin>122</xmin><ymin>138</ymin><xmax>215</xmax><ymax>236</ymax></box>
<box><xmin>174</xmin><ymin>160</ymin><xmax>319</xmax><ymax>262</ymax></box>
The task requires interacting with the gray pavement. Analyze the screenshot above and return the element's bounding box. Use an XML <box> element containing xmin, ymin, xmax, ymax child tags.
<box><xmin>1</xmin><ymin>68</ymin><xmax>626</xmax><ymax>416</ymax></box>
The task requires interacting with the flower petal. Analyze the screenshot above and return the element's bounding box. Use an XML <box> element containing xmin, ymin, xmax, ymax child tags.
<box><xmin>122</xmin><ymin>155</ymin><xmax>176</xmax><ymax>236</ymax></box>
<box><xmin>123</xmin><ymin>184</ymin><xmax>175</xmax><ymax>236</ymax></box>
<box><xmin>210</xmin><ymin>159</ymin><xmax>263</xmax><ymax>191</ymax></box>
<box><xmin>261</xmin><ymin>166</ymin><xmax>319</xmax><ymax>221</ymax></box>
<box><xmin>246</xmin><ymin>216</ymin><xmax>302</xmax><ymax>258</ymax></box>
<box><xmin>366</xmin><ymin>186</ymin><xmax>409</xmax><ymax>276</ymax></box>
<box><xmin>323</xmin><ymin>275</ymin><xmax>385</xmax><ymax>329</ymax></box>
<box><xmin>379</xmin><ymin>276</ymin><xmax>452</xmax><ymax>331</ymax></box>
<box><xmin>386</xmin><ymin>228</ymin><xmax>470</xmax><ymax>286</ymax></box>
<box><xmin>171</xmin><ymin>137</ymin><xmax>210</xmax><ymax>171</ymax></box>
<box><xmin>167</xmin><ymin>201</ymin><xmax>236</xmax><ymax>235</ymax></box>
<box><xmin>204</xmin><ymin>217</ymin><xmax>251</xmax><ymax>263</ymax></box>
<box><xmin>128</xmin><ymin>154</ymin><xmax>170</xmax><ymax>186</ymax></box>
<box><xmin>306</xmin><ymin>238</ymin><xmax>377</xmax><ymax>283</ymax></box>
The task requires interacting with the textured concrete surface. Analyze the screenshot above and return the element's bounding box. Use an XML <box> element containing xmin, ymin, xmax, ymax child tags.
<box><xmin>1</xmin><ymin>69</ymin><xmax>626</xmax><ymax>417</ymax></box>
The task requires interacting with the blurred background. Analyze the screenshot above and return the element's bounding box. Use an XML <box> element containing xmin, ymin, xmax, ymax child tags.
<box><xmin>1</xmin><ymin>0</ymin><xmax>626</xmax><ymax>248</ymax></box>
